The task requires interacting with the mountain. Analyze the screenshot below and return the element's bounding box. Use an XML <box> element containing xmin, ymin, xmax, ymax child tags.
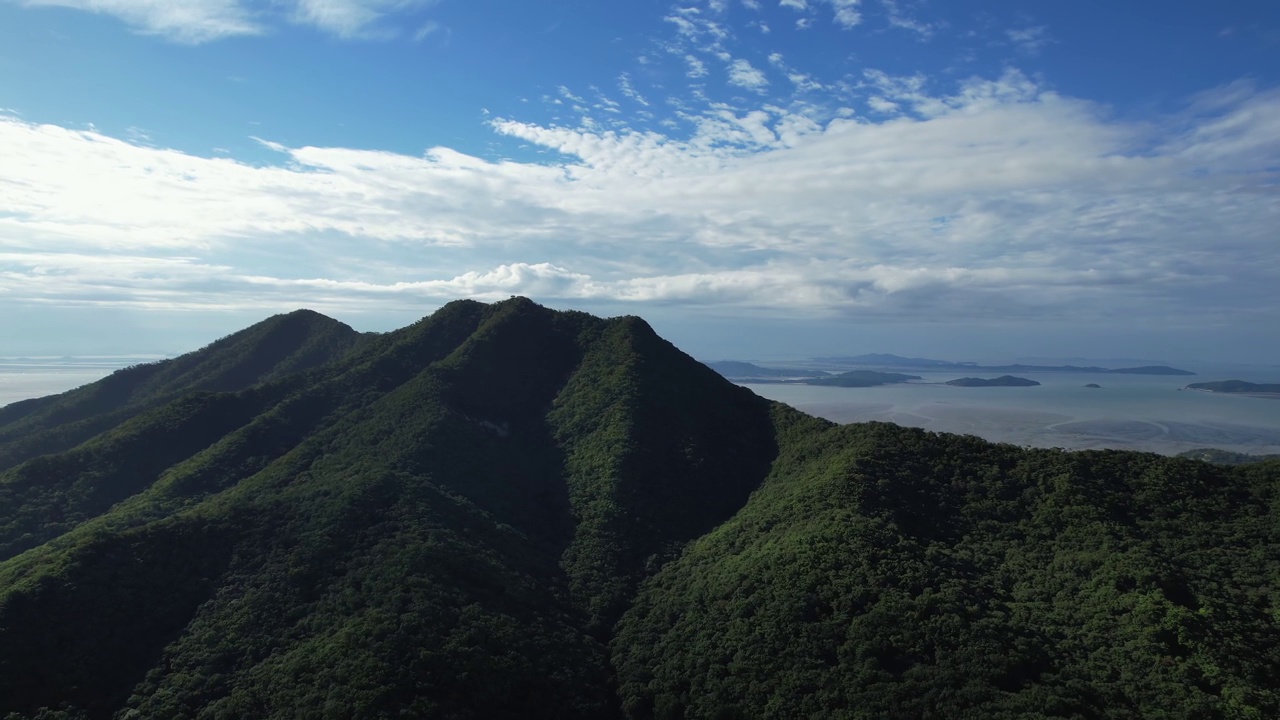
<box><xmin>1187</xmin><ymin>380</ymin><xmax>1280</xmax><ymax>394</ymax></box>
<box><xmin>945</xmin><ymin>375</ymin><xmax>1041</xmax><ymax>387</ymax></box>
<box><xmin>813</xmin><ymin>353</ymin><xmax>971</xmax><ymax>368</ymax></box>
<box><xmin>613</xmin><ymin>425</ymin><xmax>1280</xmax><ymax>719</ymax></box>
<box><xmin>704</xmin><ymin>361</ymin><xmax>828</xmax><ymax>379</ymax></box>
<box><xmin>804</xmin><ymin>370</ymin><xmax>922</xmax><ymax>387</ymax></box>
<box><xmin>1106</xmin><ymin>366</ymin><xmax>1196</xmax><ymax>376</ymax></box>
<box><xmin>1177</xmin><ymin>448</ymin><xmax>1280</xmax><ymax>465</ymax></box>
<box><xmin>0</xmin><ymin>309</ymin><xmax>369</xmax><ymax>473</ymax></box>
<box><xmin>1</xmin><ymin>298</ymin><xmax>1278</xmax><ymax>719</ymax></box>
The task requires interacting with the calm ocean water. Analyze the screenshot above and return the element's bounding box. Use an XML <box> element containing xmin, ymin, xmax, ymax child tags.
<box><xmin>0</xmin><ymin>359</ymin><xmax>144</xmax><ymax>408</ymax></box>
<box><xmin>744</xmin><ymin>368</ymin><xmax>1280</xmax><ymax>456</ymax></box>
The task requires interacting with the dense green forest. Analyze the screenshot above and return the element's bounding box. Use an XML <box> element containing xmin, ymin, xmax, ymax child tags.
<box><xmin>1</xmin><ymin>298</ymin><xmax>1277</xmax><ymax>719</ymax></box>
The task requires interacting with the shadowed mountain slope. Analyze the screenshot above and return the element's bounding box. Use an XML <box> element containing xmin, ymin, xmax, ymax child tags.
<box><xmin>0</xmin><ymin>298</ymin><xmax>794</xmax><ymax>719</ymax></box>
<box><xmin>0</xmin><ymin>309</ymin><xmax>369</xmax><ymax>472</ymax></box>
<box><xmin>0</xmin><ymin>299</ymin><xmax>1277</xmax><ymax>720</ymax></box>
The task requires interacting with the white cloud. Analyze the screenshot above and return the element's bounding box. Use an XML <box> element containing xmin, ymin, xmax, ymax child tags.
<box><xmin>7</xmin><ymin>0</ymin><xmax>440</xmax><ymax>42</ymax></box>
<box><xmin>1007</xmin><ymin>25</ymin><xmax>1051</xmax><ymax>55</ymax></box>
<box><xmin>291</xmin><ymin>0</ymin><xmax>437</xmax><ymax>38</ymax></box>
<box><xmin>880</xmin><ymin>0</ymin><xmax>935</xmax><ymax>39</ymax></box>
<box><xmin>413</xmin><ymin>20</ymin><xmax>439</xmax><ymax>41</ymax></box>
<box><xmin>779</xmin><ymin>0</ymin><xmax>860</xmax><ymax>28</ymax></box>
<box><xmin>685</xmin><ymin>54</ymin><xmax>709</xmax><ymax>78</ymax></box>
<box><xmin>13</xmin><ymin>0</ymin><xmax>262</xmax><ymax>43</ymax></box>
<box><xmin>826</xmin><ymin>0</ymin><xmax>861</xmax><ymax>28</ymax></box>
<box><xmin>618</xmin><ymin>73</ymin><xmax>650</xmax><ymax>107</ymax></box>
<box><xmin>727</xmin><ymin>58</ymin><xmax>769</xmax><ymax>91</ymax></box>
<box><xmin>2</xmin><ymin>75</ymin><xmax>1278</xmax><ymax>330</ymax></box>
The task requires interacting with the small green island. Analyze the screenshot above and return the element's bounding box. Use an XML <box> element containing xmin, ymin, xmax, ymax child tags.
<box><xmin>1084</xmin><ymin>383</ymin><xmax>1103</xmax><ymax>389</ymax></box>
<box><xmin>1185</xmin><ymin>380</ymin><xmax>1280</xmax><ymax>395</ymax></box>
<box><xmin>946</xmin><ymin>375</ymin><xmax>1041</xmax><ymax>387</ymax></box>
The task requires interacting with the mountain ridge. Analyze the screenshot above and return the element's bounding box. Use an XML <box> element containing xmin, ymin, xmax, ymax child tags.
<box><xmin>0</xmin><ymin>299</ymin><xmax>1276</xmax><ymax>719</ymax></box>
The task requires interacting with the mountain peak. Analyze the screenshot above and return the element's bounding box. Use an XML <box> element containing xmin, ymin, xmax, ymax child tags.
<box><xmin>0</xmin><ymin>302</ymin><xmax>1276</xmax><ymax>719</ymax></box>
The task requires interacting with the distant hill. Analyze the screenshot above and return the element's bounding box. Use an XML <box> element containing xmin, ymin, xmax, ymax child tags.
<box><xmin>0</xmin><ymin>310</ymin><xmax>368</xmax><ymax>473</ymax></box>
<box><xmin>1106</xmin><ymin>365</ymin><xmax>1195</xmax><ymax>376</ymax></box>
<box><xmin>809</xmin><ymin>354</ymin><xmax>1193</xmax><ymax>375</ymax></box>
<box><xmin>0</xmin><ymin>299</ymin><xmax>1277</xmax><ymax>719</ymax></box>
<box><xmin>803</xmin><ymin>370</ymin><xmax>921</xmax><ymax>387</ymax></box>
<box><xmin>705</xmin><ymin>361</ymin><xmax>828</xmax><ymax>379</ymax></box>
<box><xmin>1186</xmin><ymin>380</ymin><xmax>1280</xmax><ymax>394</ymax></box>
<box><xmin>813</xmin><ymin>353</ymin><xmax>970</xmax><ymax>368</ymax></box>
<box><xmin>1177</xmin><ymin>448</ymin><xmax>1280</xmax><ymax>465</ymax></box>
<box><xmin>945</xmin><ymin>375</ymin><xmax>1041</xmax><ymax>387</ymax></box>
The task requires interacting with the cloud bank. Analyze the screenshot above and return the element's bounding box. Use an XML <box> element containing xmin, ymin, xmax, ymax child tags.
<box><xmin>2</xmin><ymin>73</ymin><xmax>1277</xmax><ymax>328</ymax></box>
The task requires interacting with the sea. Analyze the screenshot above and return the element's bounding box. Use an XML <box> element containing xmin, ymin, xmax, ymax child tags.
<box><xmin>3</xmin><ymin>358</ymin><xmax>1279</xmax><ymax>458</ymax></box>
<box><xmin>0</xmin><ymin>357</ymin><xmax>156</xmax><ymax>409</ymax></box>
<box><xmin>742</xmin><ymin>367</ymin><xmax>1280</xmax><ymax>457</ymax></box>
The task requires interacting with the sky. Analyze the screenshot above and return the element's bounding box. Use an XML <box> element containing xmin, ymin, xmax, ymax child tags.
<box><xmin>1</xmin><ymin>0</ymin><xmax>1278</xmax><ymax>364</ymax></box>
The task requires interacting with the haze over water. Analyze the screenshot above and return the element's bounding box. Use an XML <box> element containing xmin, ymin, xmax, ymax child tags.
<box><xmin>5</xmin><ymin>358</ymin><xmax>1280</xmax><ymax>458</ymax></box>
<box><xmin>744</xmin><ymin>368</ymin><xmax>1280</xmax><ymax>457</ymax></box>
<box><xmin>0</xmin><ymin>358</ymin><xmax>150</xmax><ymax>408</ymax></box>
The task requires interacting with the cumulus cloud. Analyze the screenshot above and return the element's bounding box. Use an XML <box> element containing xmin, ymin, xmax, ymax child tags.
<box><xmin>727</xmin><ymin>58</ymin><xmax>769</xmax><ymax>91</ymax></box>
<box><xmin>2</xmin><ymin>74</ymin><xmax>1278</xmax><ymax>329</ymax></box>
<box><xmin>685</xmin><ymin>54</ymin><xmax>709</xmax><ymax>78</ymax></box>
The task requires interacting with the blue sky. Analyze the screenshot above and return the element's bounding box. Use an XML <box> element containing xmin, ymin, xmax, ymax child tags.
<box><xmin>1</xmin><ymin>0</ymin><xmax>1278</xmax><ymax>364</ymax></box>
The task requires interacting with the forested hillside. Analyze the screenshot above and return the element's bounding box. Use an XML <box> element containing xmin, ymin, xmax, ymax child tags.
<box><xmin>1</xmin><ymin>299</ymin><xmax>1277</xmax><ymax>719</ymax></box>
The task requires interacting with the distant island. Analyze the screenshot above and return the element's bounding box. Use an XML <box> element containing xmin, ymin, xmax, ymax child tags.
<box><xmin>706</xmin><ymin>363</ymin><xmax>920</xmax><ymax>388</ymax></box>
<box><xmin>812</xmin><ymin>353</ymin><xmax>969</xmax><ymax>368</ymax></box>
<box><xmin>945</xmin><ymin>375</ymin><xmax>1041</xmax><ymax>387</ymax></box>
<box><xmin>1106</xmin><ymin>366</ymin><xmax>1195</xmax><ymax>376</ymax></box>
<box><xmin>805</xmin><ymin>370</ymin><xmax>921</xmax><ymax>387</ymax></box>
<box><xmin>1178</xmin><ymin>448</ymin><xmax>1280</xmax><ymax>465</ymax></box>
<box><xmin>704</xmin><ymin>361</ymin><xmax>829</xmax><ymax>380</ymax></box>
<box><xmin>811</xmin><ymin>354</ymin><xmax>1193</xmax><ymax>376</ymax></box>
<box><xmin>1084</xmin><ymin>383</ymin><xmax>1102</xmax><ymax>389</ymax></box>
<box><xmin>1185</xmin><ymin>380</ymin><xmax>1280</xmax><ymax>395</ymax></box>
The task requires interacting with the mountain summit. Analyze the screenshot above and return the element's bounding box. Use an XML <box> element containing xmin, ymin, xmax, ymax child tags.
<box><xmin>1</xmin><ymin>299</ymin><xmax>1277</xmax><ymax>719</ymax></box>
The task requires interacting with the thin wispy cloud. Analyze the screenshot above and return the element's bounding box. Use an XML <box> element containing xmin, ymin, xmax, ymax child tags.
<box><xmin>7</xmin><ymin>0</ymin><xmax>441</xmax><ymax>42</ymax></box>
<box><xmin>12</xmin><ymin>0</ymin><xmax>263</xmax><ymax>43</ymax></box>
<box><xmin>618</xmin><ymin>73</ymin><xmax>650</xmax><ymax>106</ymax></box>
<box><xmin>685</xmin><ymin>54</ymin><xmax>709</xmax><ymax>78</ymax></box>
<box><xmin>292</xmin><ymin>0</ymin><xmax>438</xmax><ymax>39</ymax></box>
<box><xmin>1007</xmin><ymin>25</ymin><xmax>1052</xmax><ymax>55</ymax></box>
<box><xmin>880</xmin><ymin>0</ymin><xmax>935</xmax><ymax>39</ymax></box>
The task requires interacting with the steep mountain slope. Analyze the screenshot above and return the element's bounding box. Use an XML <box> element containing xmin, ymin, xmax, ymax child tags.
<box><xmin>613</xmin><ymin>423</ymin><xmax>1280</xmax><ymax>719</ymax></box>
<box><xmin>0</xmin><ymin>309</ymin><xmax>368</xmax><ymax>472</ymax></box>
<box><xmin>0</xmin><ymin>298</ymin><xmax>794</xmax><ymax>719</ymax></box>
<box><xmin>0</xmin><ymin>299</ymin><xmax>1277</xmax><ymax>720</ymax></box>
